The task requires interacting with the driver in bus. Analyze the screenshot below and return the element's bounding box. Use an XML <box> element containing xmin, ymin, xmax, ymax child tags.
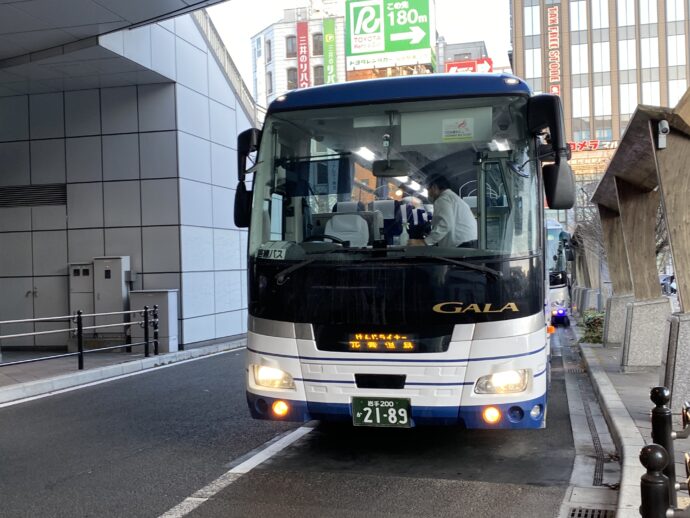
<box><xmin>408</xmin><ymin>174</ymin><xmax>477</xmax><ymax>248</ymax></box>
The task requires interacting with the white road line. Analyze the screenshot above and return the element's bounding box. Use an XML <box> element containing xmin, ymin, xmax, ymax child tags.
<box><xmin>0</xmin><ymin>348</ymin><xmax>245</xmax><ymax>409</ymax></box>
<box><xmin>158</xmin><ymin>425</ymin><xmax>314</xmax><ymax>518</ymax></box>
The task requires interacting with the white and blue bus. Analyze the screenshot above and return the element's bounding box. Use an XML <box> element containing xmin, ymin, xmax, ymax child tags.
<box><xmin>234</xmin><ymin>74</ymin><xmax>574</xmax><ymax>429</ymax></box>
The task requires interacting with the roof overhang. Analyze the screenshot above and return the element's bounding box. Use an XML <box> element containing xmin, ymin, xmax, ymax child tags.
<box><xmin>0</xmin><ymin>0</ymin><xmax>226</xmax><ymax>62</ymax></box>
<box><xmin>591</xmin><ymin>93</ymin><xmax>690</xmax><ymax>212</ymax></box>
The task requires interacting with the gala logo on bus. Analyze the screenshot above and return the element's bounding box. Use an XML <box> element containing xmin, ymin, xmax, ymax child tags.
<box><xmin>432</xmin><ymin>302</ymin><xmax>520</xmax><ymax>314</ymax></box>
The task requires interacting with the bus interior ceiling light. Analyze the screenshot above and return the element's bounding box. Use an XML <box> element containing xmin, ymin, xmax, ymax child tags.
<box><xmin>408</xmin><ymin>180</ymin><xmax>421</xmax><ymax>191</ymax></box>
<box><xmin>355</xmin><ymin>147</ymin><xmax>376</xmax><ymax>161</ymax></box>
<box><xmin>475</xmin><ymin>370</ymin><xmax>529</xmax><ymax>394</ymax></box>
<box><xmin>395</xmin><ymin>176</ymin><xmax>409</xmax><ymax>182</ymax></box>
<box><xmin>253</xmin><ymin>365</ymin><xmax>296</xmax><ymax>390</ymax></box>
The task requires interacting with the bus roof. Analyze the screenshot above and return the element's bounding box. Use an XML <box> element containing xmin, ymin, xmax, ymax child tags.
<box><xmin>266</xmin><ymin>74</ymin><xmax>531</xmax><ymax>115</ymax></box>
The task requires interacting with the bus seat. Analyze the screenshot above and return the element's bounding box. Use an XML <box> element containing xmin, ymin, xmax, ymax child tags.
<box><xmin>402</xmin><ymin>203</ymin><xmax>431</xmax><ymax>240</ymax></box>
<box><xmin>325</xmin><ymin>213</ymin><xmax>369</xmax><ymax>247</ymax></box>
<box><xmin>371</xmin><ymin>200</ymin><xmax>402</xmax><ymax>244</ymax></box>
<box><xmin>333</xmin><ymin>201</ymin><xmax>366</xmax><ymax>212</ymax></box>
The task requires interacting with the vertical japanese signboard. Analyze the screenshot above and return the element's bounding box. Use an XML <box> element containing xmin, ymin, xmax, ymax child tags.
<box><xmin>297</xmin><ymin>21</ymin><xmax>310</xmax><ymax>88</ymax></box>
<box><xmin>345</xmin><ymin>0</ymin><xmax>434</xmax><ymax>71</ymax></box>
<box><xmin>323</xmin><ymin>18</ymin><xmax>338</xmax><ymax>84</ymax></box>
<box><xmin>545</xmin><ymin>5</ymin><xmax>561</xmax><ymax>95</ymax></box>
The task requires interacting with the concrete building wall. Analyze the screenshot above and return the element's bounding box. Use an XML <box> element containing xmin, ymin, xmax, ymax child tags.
<box><xmin>0</xmin><ymin>13</ymin><xmax>249</xmax><ymax>348</ymax></box>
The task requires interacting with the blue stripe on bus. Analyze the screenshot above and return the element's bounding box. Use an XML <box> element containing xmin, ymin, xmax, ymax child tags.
<box><xmin>294</xmin><ymin>378</ymin><xmax>473</xmax><ymax>386</ymax></box>
<box><xmin>247</xmin><ymin>344</ymin><xmax>547</xmax><ymax>364</ymax></box>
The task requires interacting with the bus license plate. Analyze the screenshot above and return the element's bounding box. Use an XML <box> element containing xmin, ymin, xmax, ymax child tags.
<box><xmin>351</xmin><ymin>397</ymin><xmax>411</xmax><ymax>428</ymax></box>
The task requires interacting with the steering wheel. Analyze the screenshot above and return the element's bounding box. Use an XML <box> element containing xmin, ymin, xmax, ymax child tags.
<box><xmin>303</xmin><ymin>235</ymin><xmax>347</xmax><ymax>245</ymax></box>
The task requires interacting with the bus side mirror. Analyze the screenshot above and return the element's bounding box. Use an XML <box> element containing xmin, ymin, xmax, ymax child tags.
<box><xmin>528</xmin><ymin>95</ymin><xmax>575</xmax><ymax>210</ymax></box>
<box><xmin>543</xmin><ymin>162</ymin><xmax>575</xmax><ymax>210</ymax></box>
<box><xmin>234</xmin><ymin>128</ymin><xmax>261</xmax><ymax>228</ymax></box>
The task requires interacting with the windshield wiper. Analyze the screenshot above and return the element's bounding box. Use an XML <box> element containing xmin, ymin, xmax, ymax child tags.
<box><xmin>274</xmin><ymin>249</ymin><xmax>356</xmax><ymax>285</ymax></box>
<box><xmin>374</xmin><ymin>254</ymin><xmax>503</xmax><ymax>279</ymax></box>
<box><xmin>274</xmin><ymin>250</ymin><xmax>503</xmax><ymax>285</ymax></box>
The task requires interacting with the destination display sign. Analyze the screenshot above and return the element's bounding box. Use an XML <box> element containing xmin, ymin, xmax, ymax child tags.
<box><xmin>348</xmin><ymin>332</ymin><xmax>418</xmax><ymax>352</ymax></box>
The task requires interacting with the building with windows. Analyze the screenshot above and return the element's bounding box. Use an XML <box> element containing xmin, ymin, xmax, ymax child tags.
<box><xmin>251</xmin><ymin>2</ymin><xmax>346</xmax><ymax>108</ymax></box>
<box><xmin>511</xmin><ymin>0</ymin><xmax>688</xmax><ymax>227</ymax></box>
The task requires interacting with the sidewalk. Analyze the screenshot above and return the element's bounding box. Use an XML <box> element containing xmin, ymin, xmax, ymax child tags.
<box><xmin>0</xmin><ymin>339</ymin><xmax>246</xmax><ymax>405</ymax></box>
<box><xmin>581</xmin><ymin>342</ymin><xmax>690</xmax><ymax>517</ymax></box>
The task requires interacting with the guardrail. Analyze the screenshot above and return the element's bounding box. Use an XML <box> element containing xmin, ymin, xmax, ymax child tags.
<box><xmin>0</xmin><ymin>306</ymin><xmax>159</xmax><ymax>371</ymax></box>
<box><xmin>639</xmin><ymin>386</ymin><xmax>690</xmax><ymax>517</ymax></box>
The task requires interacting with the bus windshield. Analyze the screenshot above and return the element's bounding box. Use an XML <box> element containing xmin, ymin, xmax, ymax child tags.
<box><xmin>249</xmin><ymin>95</ymin><xmax>539</xmax><ymax>261</ymax></box>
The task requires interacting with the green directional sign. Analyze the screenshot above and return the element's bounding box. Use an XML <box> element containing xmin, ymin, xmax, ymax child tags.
<box><xmin>345</xmin><ymin>0</ymin><xmax>434</xmax><ymax>71</ymax></box>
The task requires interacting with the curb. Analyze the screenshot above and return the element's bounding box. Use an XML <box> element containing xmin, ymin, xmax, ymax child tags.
<box><xmin>0</xmin><ymin>339</ymin><xmax>246</xmax><ymax>405</ymax></box>
<box><xmin>580</xmin><ymin>344</ymin><xmax>646</xmax><ymax>518</ymax></box>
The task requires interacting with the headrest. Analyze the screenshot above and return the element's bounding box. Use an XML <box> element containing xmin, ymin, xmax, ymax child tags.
<box><xmin>333</xmin><ymin>201</ymin><xmax>364</xmax><ymax>213</ymax></box>
<box><xmin>371</xmin><ymin>200</ymin><xmax>397</xmax><ymax>219</ymax></box>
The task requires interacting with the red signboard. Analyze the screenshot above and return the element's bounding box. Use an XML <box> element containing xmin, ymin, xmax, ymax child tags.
<box><xmin>297</xmin><ymin>21</ymin><xmax>310</xmax><ymax>88</ymax></box>
<box><xmin>445</xmin><ymin>57</ymin><xmax>493</xmax><ymax>74</ymax></box>
<box><xmin>546</xmin><ymin>5</ymin><xmax>561</xmax><ymax>96</ymax></box>
<box><xmin>568</xmin><ymin>140</ymin><xmax>618</xmax><ymax>152</ymax></box>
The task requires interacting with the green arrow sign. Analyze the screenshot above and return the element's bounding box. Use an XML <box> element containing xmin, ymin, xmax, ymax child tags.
<box><xmin>346</xmin><ymin>0</ymin><xmax>433</xmax><ymax>70</ymax></box>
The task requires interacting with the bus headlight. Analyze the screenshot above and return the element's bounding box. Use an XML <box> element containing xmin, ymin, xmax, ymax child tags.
<box><xmin>474</xmin><ymin>369</ymin><xmax>530</xmax><ymax>394</ymax></box>
<box><xmin>252</xmin><ymin>365</ymin><xmax>296</xmax><ymax>390</ymax></box>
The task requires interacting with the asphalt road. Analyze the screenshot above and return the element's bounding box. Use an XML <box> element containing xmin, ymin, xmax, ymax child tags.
<box><xmin>0</xmin><ymin>342</ymin><xmax>575</xmax><ymax>518</ymax></box>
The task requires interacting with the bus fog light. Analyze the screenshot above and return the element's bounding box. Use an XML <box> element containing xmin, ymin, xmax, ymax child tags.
<box><xmin>474</xmin><ymin>369</ymin><xmax>530</xmax><ymax>394</ymax></box>
<box><xmin>530</xmin><ymin>404</ymin><xmax>543</xmax><ymax>419</ymax></box>
<box><xmin>253</xmin><ymin>365</ymin><xmax>296</xmax><ymax>389</ymax></box>
<box><xmin>482</xmin><ymin>406</ymin><xmax>501</xmax><ymax>424</ymax></box>
<box><xmin>272</xmin><ymin>400</ymin><xmax>290</xmax><ymax>417</ymax></box>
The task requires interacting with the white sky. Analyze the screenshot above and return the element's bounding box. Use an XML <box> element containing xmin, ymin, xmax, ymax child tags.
<box><xmin>207</xmin><ymin>0</ymin><xmax>512</xmax><ymax>88</ymax></box>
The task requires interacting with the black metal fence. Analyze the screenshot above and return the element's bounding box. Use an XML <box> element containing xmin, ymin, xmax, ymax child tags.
<box><xmin>640</xmin><ymin>386</ymin><xmax>690</xmax><ymax>518</ymax></box>
<box><xmin>0</xmin><ymin>306</ymin><xmax>159</xmax><ymax>371</ymax></box>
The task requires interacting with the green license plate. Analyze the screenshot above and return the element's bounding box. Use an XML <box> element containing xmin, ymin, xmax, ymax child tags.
<box><xmin>351</xmin><ymin>397</ymin><xmax>411</xmax><ymax>428</ymax></box>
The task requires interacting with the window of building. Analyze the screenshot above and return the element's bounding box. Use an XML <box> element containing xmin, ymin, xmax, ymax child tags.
<box><xmin>618</xmin><ymin>39</ymin><xmax>637</xmax><ymax>69</ymax></box>
<box><xmin>265</xmin><ymin>40</ymin><xmax>272</xmax><ymax>63</ymax></box>
<box><xmin>620</xmin><ymin>83</ymin><xmax>638</xmax><ymax>114</ymax></box>
<box><xmin>640</xmin><ymin>38</ymin><xmax>659</xmax><ymax>68</ymax></box>
<box><xmin>591</xmin><ymin>0</ymin><xmax>609</xmax><ymax>28</ymax></box>
<box><xmin>571</xmin><ymin>44</ymin><xmax>589</xmax><ymax>74</ymax></box>
<box><xmin>570</xmin><ymin>1</ymin><xmax>587</xmax><ymax>31</ymax></box>
<box><xmin>573</xmin><ymin>129</ymin><xmax>591</xmax><ymax>141</ymax></box>
<box><xmin>255</xmin><ymin>38</ymin><xmax>262</xmax><ymax>58</ymax></box>
<box><xmin>525</xmin><ymin>48</ymin><xmax>542</xmax><ymax>78</ymax></box>
<box><xmin>523</xmin><ymin>5</ymin><xmax>540</xmax><ymax>36</ymax></box>
<box><xmin>639</xmin><ymin>0</ymin><xmax>658</xmax><ymax>24</ymax></box>
<box><xmin>592</xmin><ymin>42</ymin><xmax>610</xmax><ymax>72</ymax></box>
<box><xmin>286</xmin><ymin>36</ymin><xmax>297</xmax><ymax>58</ymax></box>
<box><xmin>642</xmin><ymin>81</ymin><xmax>660</xmax><ymax>105</ymax></box>
<box><xmin>312</xmin><ymin>33</ymin><xmax>323</xmax><ymax>56</ymax></box>
<box><xmin>668</xmin><ymin>34</ymin><xmax>686</xmax><ymax>67</ymax></box>
<box><xmin>669</xmin><ymin>79</ymin><xmax>687</xmax><ymax>105</ymax></box>
<box><xmin>594</xmin><ymin>86</ymin><xmax>612</xmax><ymax>116</ymax></box>
<box><xmin>572</xmin><ymin>87</ymin><xmax>590</xmax><ymax>117</ymax></box>
<box><xmin>266</xmin><ymin>72</ymin><xmax>273</xmax><ymax>94</ymax></box>
<box><xmin>617</xmin><ymin>0</ymin><xmax>635</xmax><ymax>26</ymax></box>
<box><xmin>313</xmin><ymin>65</ymin><xmax>324</xmax><ymax>85</ymax></box>
<box><xmin>287</xmin><ymin>67</ymin><xmax>297</xmax><ymax>90</ymax></box>
<box><xmin>595</xmin><ymin>127</ymin><xmax>613</xmax><ymax>140</ymax></box>
<box><xmin>667</xmin><ymin>0</ymin><xmax>684</xmax><ymax>21</ymax></box>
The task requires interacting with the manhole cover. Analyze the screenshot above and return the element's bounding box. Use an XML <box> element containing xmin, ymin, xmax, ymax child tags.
<box><xmin>568</xmin><ymin>508</ymin><xmax>615</xmax><ymax>518</ymax></box>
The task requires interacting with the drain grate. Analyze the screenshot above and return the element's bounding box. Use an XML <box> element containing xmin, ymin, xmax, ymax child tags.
<box><xmin>567</xmin><ymin>367</ymin><xmax>585</xmax><ymax>374</ymax></box>
<box><xmin>568</xmin><ymin>507</ymin><xmax>615</xmax><ymax>518</ymax></box>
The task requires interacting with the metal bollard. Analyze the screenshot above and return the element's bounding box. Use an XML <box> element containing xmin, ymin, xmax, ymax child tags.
<box><xmin>76</xmin><ymin>310</ymin><xmax>84</xmax><ymax>370</ymax></box>
<box><xmin>152</xmin><ymin>305</ymin><xmax>159</xmax><ymax>356</ymax></box>
<box><xmin>651</xmin><ymin>386</ymin><xmax>678</xmax><ymax>507</ymax></box>
<box><xmin>143</xmin><ymin>305</ymin><xmax>150</xmax><ymax>358</ymax></box>
<box><xmin>640</xmin><ymin>443</ymin><xmax>671</xmax><ymax>518</ymax></box>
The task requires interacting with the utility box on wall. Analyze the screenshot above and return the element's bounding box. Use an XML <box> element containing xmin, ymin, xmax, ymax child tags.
<box><xmin>68</xmin><ymin>262</ymin><xmax>94</xmax><ymax>331</ymax></box>
<box><xmin>129</xmin><ymin>290</ymin><xmax>179</xmax><ymax>353</ymax></box>
<box><xmin>94</xmin><ymin>256</ymin><xmax>130</xmax><ymax>332</ymax></box>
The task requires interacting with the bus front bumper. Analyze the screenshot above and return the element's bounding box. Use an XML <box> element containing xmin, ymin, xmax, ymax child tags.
<box><xmin>246</xmin><ymin>391</ymin><xmax>547</xmax><ymax>429</ymax></box>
